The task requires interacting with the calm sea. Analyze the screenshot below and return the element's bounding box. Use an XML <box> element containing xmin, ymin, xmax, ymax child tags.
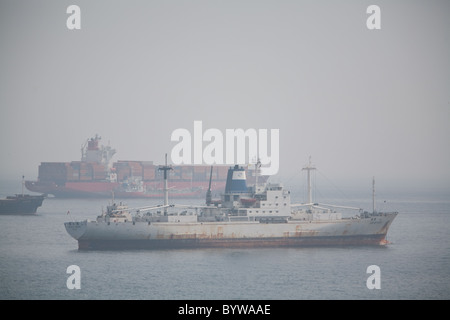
<box><xmin>1</xmin><ymin>180</ymin><xmax>449</xmax><ymax>300</ymax></box>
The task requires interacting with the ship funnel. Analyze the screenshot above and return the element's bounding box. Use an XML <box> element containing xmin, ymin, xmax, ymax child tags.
<box><xmin>225</xmin><ymin>165</ymin><xmax>248</xmax><ymax>193</ymax></box>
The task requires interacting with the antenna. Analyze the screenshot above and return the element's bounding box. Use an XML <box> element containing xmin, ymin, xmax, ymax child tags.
<box><xmin>372</xmin><ymin>176</ymin><xmax>376</xmax><ymax>214</ymax></box>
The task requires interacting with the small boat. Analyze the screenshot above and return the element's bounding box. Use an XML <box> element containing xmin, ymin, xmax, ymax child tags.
<box><xmin>0</xmin><ymin>176</ymin><xmax>46</xmax><ymax>215</ymax></box>
<box><xmin>0</xmin><ymin>194</ymin><xmax>46</xmax><ymax>215</ymax></box>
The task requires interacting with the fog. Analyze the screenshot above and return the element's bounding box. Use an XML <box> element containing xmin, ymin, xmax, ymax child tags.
<box><xmin>1</xmin><ymin>0</ymin><xmax>449</xmax><ymax>192</ymax></box>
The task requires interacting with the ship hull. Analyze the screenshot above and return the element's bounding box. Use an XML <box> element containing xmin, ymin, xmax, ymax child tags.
<box><xmin>0</xmin><ymin>195</ymin><xmax>45</xmax><ymax>215</ymax></box>
<box><xmin>65</xmin><ymin>213</ymin><xmax>397</xmax><ymax>250</ymax></box>
<box><xmin>76</xmin><ymin>234</ymin><xmax>388</xmax><ymax>250</ymax></box>
<box><xmin>25</xmin><ymin>181</ymin><xmax>119</xmax><ymax>198</ymax></box>
<box><xmin>26</xmin><ymin>180</ymin><xmax>225</xmax><ymax>199</ymax></box>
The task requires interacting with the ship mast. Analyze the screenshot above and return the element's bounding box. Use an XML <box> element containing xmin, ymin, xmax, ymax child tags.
<box><xmin>254</xmin><ymin>159</ymin><xmax>261</xmax><ymax>187</ymax></box>
<box><xmin>159</xmin><ymin>154</ymin><xmax>172</xmax><ymax>215</ymax></box>
<box><xmin>302</xmin><ymin>157</ymin><xmax>316</xmax><ymax>209</ymax></box>
<box><xmin>206</xmin><ymin>166</ymin><xmax>213</xmax><ymax>205</ymax></box>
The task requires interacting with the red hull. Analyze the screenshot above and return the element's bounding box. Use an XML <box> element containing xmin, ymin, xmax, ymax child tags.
<box><xmin>25</xmin><ymin>180</ymin><xmax>226</xmax><ymax>199</ymax></box>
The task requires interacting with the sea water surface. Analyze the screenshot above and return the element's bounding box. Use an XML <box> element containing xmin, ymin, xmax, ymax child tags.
<box><xmin>1</xmin><ymin>181</ymin><xmax>449</xmax><ymax>300</ymax></box>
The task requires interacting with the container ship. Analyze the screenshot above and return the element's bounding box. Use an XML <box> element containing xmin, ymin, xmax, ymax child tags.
<box><xmin>25</xmin><ymin>135</ymin><xmax>266</xmax><ymax>199</ymax></box>
<box><xmin>64</xmin><ymin>160</ymin><xmax>398</xmax><ymax>250</ymax></box>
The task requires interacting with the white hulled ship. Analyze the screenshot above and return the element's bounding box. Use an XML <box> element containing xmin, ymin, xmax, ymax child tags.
<box><xmin>65</xmin><ymin>158</ymin><xmax>397</xmax><ymax>250</ymax></box>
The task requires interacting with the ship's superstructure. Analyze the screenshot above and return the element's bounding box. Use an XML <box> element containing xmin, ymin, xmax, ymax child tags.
<box><xmin>65</xmin><ymin>160</ymin><xmax>398</xmax><ymax>250</ymax></box>
<box><xmin>81</xmin><ymin>134</ymin><xmax>116</xmax><ymax>169</ymax></box>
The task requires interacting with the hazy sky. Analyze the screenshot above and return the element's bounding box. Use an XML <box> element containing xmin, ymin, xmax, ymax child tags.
<box><xmin>1</xmin><ymin>0</ymin><xmax>449</xmax><ymax>189</ymax></box>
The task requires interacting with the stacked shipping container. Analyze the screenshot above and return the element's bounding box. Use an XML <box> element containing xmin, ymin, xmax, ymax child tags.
<box><xmin>38</xmin><ymin>161</ymin><xmax>230</xmax><ymax>183</ymax></box>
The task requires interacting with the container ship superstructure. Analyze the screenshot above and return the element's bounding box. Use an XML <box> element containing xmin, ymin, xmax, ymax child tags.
<box><xmin>64</xmin><ymin>159</ymin><xmax>398</xmax><ymax>250</ymax></box>
<box><xmin>25</xmin><ymin>135</ymin><xmax>266</xmax><ymax>198</ymax></box>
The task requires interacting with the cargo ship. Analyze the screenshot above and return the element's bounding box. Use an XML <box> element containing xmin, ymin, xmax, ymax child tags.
<box><xmin>0</xmin><ymin>177</ymin><xmax>45</xmax><ymax>215</ymax></box>
<box><xmin>64</xmin><ymin>159</ymin><xmax>398</xmax><ymax>250</ymax></box>
<box><xmin>0</xmin><ymin>194</ymin><xmax>45</xmax><ymax>215</ymax></box>
<box><xmin>25</xmin><ymin>135</ymin><xmax>266</xmax><ymax>198</ymax></box>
